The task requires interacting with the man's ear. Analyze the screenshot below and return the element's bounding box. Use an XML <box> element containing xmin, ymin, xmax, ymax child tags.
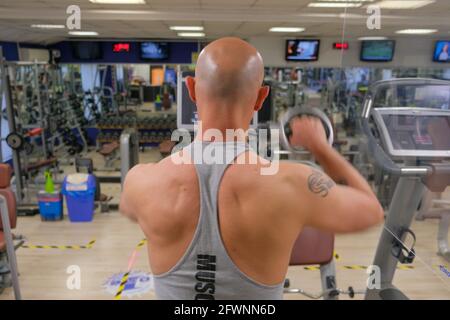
<box><xmin>254</xmin><ymin>85</ymin><xmax>270</xmax><ymax>112</ymax></box>
<box><xmin>185</xmin><ymin>76</ymin><xmax>196</xmax><ymax>103</ymax></box>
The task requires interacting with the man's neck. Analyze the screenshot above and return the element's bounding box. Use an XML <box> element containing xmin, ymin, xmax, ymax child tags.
<box><xmin>194</xmin><ymin>122</ymin><xmax>250</xmax><ymax>142</ymax></box>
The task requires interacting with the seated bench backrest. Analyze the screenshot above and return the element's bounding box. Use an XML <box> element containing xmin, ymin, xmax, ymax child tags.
<box><xmin>290</xmin><ymin>227</ymin><xmax>334</xmax><ymax>266</ymax></box>
<box><xmin>0</xmin><ymin>164</ymin><xmax>16</xmax><ymax>230</ymax></box>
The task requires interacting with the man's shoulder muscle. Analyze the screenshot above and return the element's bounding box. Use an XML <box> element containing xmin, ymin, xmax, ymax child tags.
<box><xmin>125</xmin><ymin>163</ymin><xmax>157</xmax><ymax>188</ymax></box>
<box><xmin>225</xmin><ymin>161</ymin><xmax>312</xmax><ymax>207</ymax></box>
<box><xmin>274</xmin><ymin>161</ymin><xmax>314</xmax><ymax>188</ymax></box>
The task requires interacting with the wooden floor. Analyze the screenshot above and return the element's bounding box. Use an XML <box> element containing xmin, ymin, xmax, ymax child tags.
<box><xmin>1</xmin><ymin>213</ymin><xmax>448</xmax><ymax>300</ymax></box>
<box><xmin>1</xmin><ymin>149</ymin><xmax>449</xmax><ymax>300</ymax></box>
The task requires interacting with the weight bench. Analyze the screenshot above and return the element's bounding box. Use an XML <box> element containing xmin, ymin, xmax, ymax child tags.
<box><xmin>284</xmin><ymin>227</ymin><xmax>360</xmax><ymax>299</ymax></box>
<box><xmin>284</xmin><ymin>227</ymin><xmax>339</xmax><ymax>299</ymax></box>
<box><xmin>0</xmin><ymin>164</ymin><xmax>22</xmax><ymax>299</ymax></box>
<box><xmin>98</xmin><ymin>141</ymin><xmax>120</xmax><ymax>170</ymax></box>
<box><xmin>416</xmin><ymin>191</ymin><xmax>450</xmax><ymax>262</ymax></box>
<box><xmin>24</xmin><ymin>158</ymin><xmax>57</xmax><ymax>174</ymax></box>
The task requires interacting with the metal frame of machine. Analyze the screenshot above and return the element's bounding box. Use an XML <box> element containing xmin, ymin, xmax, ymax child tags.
<box><xmin>361</xmin><ymin>78</ymin><xmax>450</xmax><ymax>300</ymax></box>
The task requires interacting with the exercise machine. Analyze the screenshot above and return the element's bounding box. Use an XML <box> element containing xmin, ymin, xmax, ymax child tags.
<box><xmin>0</xmin><ymin>164</ymin><xmax>22</xmax><ymax>299</ymax></box>
<box><xmin>360</xmin><ymin>78</ymin><xmax>450</xmax><ymax>299</ymax></box>
<box><xmin>416</xmin><ymin>191</ymin><xmax>450</xmax><ymax>262</ymax></box>
<box><xmin>120</xmin><ymin>128</ymin><xmax>140</xmax><ymax>187</ymax></box>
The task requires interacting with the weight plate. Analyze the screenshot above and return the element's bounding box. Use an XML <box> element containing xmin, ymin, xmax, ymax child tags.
<box><xmin>6</xmin><ymin>132</ymin><xmax>24</xmax><ymax>150</ymax></box>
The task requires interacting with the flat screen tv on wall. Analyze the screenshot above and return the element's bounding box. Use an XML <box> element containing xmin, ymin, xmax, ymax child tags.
<box><xmin>360</xmin><ymin>40</ymin><xmax>396</xmax><ymax>62</ymax></box>
<box><xmin>433</xmin><ymin>41</ymin><xmax>450</xmax><ymax>63</ymax></box>
<box><xmin>72</xmin><ymin>42</ymin><xmax>103</xmax><ymax>60</ymax></box>
<box><xmin>285</xmin><ymin>39</ymin><xmax>320</xmax><ymax>62</ymax></box>
<box><xmin>140</xmin><ymin>42</ymin><xmax>169</xmax><ymax>60</ymax></box>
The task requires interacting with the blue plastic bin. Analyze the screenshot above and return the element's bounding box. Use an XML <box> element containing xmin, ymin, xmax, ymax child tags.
<box><xmin>62</xmin><ymin>174</ymin><xmax>96</xmax><ymax>222</ymax></box>
<box><xmin>154</xmin><ymin>101</ymin><xmax>162</xmax><ymax>111</ymax></box>
<box><xmin>38</xmin><ymin>191</ymin><xmax>63</xmax><ymax>221</ymax></box>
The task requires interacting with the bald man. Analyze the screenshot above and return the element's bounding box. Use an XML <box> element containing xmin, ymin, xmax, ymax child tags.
<box><xmin>120</xmin><ymin>37</ymin><xmax>383</xmax><ymax>300</ymax></box>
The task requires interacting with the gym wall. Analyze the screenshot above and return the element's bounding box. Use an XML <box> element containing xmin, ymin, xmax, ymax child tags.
<box><xmin>1</xmin><ymin>42</ymin><xmax>52</xmax><ymax>62</ymax></box>
<box><xmin>50</xmin><ymin>41</ymin><xmax>199</xmax><ymax>64</ymax></box>
<box><xmin>19</xmin><ymin>48</ymin><xmax>50</xmax><ymax>62</ymax></box>
<box><xmin>249</xmin><ymin>36</ymin><xmax>450</xmax><ymax>68</ymax></box>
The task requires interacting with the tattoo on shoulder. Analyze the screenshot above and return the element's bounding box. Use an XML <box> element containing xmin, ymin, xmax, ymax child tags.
<box><xmin>307</xmin><ymin>169</ymin><xmax>336</xmax><ymax>198</ymax></box>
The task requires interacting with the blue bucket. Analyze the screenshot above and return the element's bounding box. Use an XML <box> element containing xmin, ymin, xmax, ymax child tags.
<box><xmin>62</xmin><ymin>174</ymin><xmax>96</xmax><ymax>223</ymax></box>
<box><xmin>38</xmin><ymin>191</ymin><xmax>63</xmax><ymax>221</ymax></box>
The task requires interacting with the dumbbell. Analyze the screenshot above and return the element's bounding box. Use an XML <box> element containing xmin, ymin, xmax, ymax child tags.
<box><xmin>155</xmin><ymin>119</ymin><xmax>163</xmax><ymax>130</ymax></box>
<box><xmin>149</xmin><ymin>131</ymin><xmax>157</xmax><ymax>143</ymax></box>
<box><xmin>149</xmin><ymin>118</ymin><xmax>157</xmax><ymax>129</ymax></box>
<box><xmin>67</xmin><ymin>143</ymin><xmax>82</xmax><ymax>156</ymax></box>
<box><xmin>56</xmin><ymin>118</ymin><xmax>66</xmax><ymax>127</ymax></box>
<box><xmin>99</xmin><ymin>118</ymin><xmax>108</xmax><ymax>128</ymax></box>
<box><xmin>169</xmin><ymin>119</ymin><xmax>177</xmax><ymax>130</ymax></box>
<box><xmin>97</xmin><ymin>132</ymin><xmax>105</xmax><ymax>141</ymax></box>
<box><xmin>142</xmin><ymin>132</ymin><xmax>150</xmax><ymax>143</ymax></box>
<box><xmin>63</xmin><ymin>135</ymin><xmax>76</xmax><ymax>145</ymax></box>
<box><xmin>110</xmin><ymin>118</ymin><xmax>119</xmax><ymax>127</ymax></box>
<box><xmin>158</xmin><ymin>119</ymin><xmax>167</xmax><ymax>130</ymax></box>
<box><xmin>112</xmin><ymin>132</ymin><xmax>121</xmax><ymax>141</ymax></box>
<box><xmin>123</xmin><ymin>117</ymin><xmax>134</xmax><ymax>127</ymax></box>
<box><xmin>157</xmin><ymin>132</ymin><xmax>165</xmax><ymax>143</ymax></box>
<box><xmin>103</xmin><ymin>132</ymin><xmax>112</xmax><ymax>141</ymax></box>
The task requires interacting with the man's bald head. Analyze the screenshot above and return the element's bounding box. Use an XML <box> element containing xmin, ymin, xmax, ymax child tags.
<box><xmin>185</xmin><ymin>37</ymin><xmax>269</xmax><ymax>131</ymax></box>
<box><xmin>193</xmin><ymin>37</ymin><xmax>265</xmax><ymax>108</ymax></box>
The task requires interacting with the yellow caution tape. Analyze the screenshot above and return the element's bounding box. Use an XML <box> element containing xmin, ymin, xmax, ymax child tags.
<box><xmin>22</xmin><ymin>239</ymin><xmax>96</xmax><ymax>250</ymax></box>
<box><xmin>114</xmin><ymin>239</ymin><xmax>147</xmax><ymax>300</ymax></box>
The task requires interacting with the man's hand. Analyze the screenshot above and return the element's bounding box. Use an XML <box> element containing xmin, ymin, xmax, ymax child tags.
<box><xmin>289</xmin><ymin>116</ymin><xmax>328</xmax><ymax>153</ymax></box>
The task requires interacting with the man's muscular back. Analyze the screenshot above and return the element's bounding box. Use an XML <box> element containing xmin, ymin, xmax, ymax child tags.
<box><xmin>121</xmin><ymin>146</ymin><xmax>383</xmax><ymax>286</ymax></box>
<box><xmin>122</xmin><ymin>151</ymin><xmax>305</xmax><ymax>285</ymax></box>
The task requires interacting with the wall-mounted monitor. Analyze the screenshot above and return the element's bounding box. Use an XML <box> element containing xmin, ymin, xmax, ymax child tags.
<box><xmin>285</xmin><ymin>39</ymin><xmax>320</xmax><ymax>62</ymax></box>
<box><xmin>433</xmin><ymin>41</ymin><xmax>450</xmax><ymax>63</ymax></box>
<box><xmin>72</xmin><ymin>42</ymin><xmax>103</xmax><ymax>60</ymax></box>
<box><xmin>113</xmin><ymin>43</ymin><xmax>130</xmax><ymax>53</ymax></box>
<box><xmin>140</xmin><ymin>42</ymin><xmax>169</xmax><ymax>60</ymax></box>
<box><xmin>360</xmin><ymin>40</ymin><xmax>395</xmax><ymax>62</ymax></box>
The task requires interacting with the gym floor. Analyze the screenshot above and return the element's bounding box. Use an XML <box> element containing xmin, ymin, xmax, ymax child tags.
<box><xmin>1</xmin><ymin>150</ymin><xmax>449</xmax><ymax>300</ymax></box>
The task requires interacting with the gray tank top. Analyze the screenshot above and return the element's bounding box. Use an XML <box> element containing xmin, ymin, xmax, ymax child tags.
<box><xmin>153</xmin><ymin>141</ymin><xmax>284</xmax><ymax>300</ymax></box>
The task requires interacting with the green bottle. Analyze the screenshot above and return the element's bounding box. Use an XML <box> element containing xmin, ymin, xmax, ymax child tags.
<box><xmin>44</xmin><ymin>170</ymin><xmax>55</xmax><ymax>194</ymax></box>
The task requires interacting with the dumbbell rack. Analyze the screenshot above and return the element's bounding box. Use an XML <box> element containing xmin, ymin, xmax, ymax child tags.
<box><xmin>11</xmin><ymin>63</ymin><xmax>88</xmax><ymax>162</ymax></box>
<box><xmin>10</xmin><ymin>61</ymin><xmax>50</xmax><ymax>160</ymax></box>
<box><xmin>47</xmin><ymin>96</ymin><xmax>88</xmax><ymax>160</ymax></box>
<box><xmin>0</xmin><ymin>55</ymin><xmax>90</xmax><ymax>213</ymax></box>
<box><xmin>96</xmin><ymin>113</ymin><xmax>177</xmax><ymax>148</ymax></box>
<box><xmin>0</xmin><ymin>53</ymin><xmax>46</xmax><ymax>212</ymax></box>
